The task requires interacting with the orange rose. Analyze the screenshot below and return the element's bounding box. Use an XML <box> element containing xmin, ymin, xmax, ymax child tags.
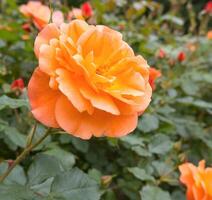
<box><xmin>19</xmin><ymin>1</ymin><xmax>51</xmax><ymax>30</ymax></box>
<box><xmin>179</xmin><ymin>160</ymin><xmax>212</xmax><ymax>200</ymax></box>
<box><xmin>28</xmin><ymin>20</ymin><xmax>152</xmax><ymax>139</ymax></box>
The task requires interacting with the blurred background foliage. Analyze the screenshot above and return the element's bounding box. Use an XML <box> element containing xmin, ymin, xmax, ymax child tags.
<box><xmin>0</xmin><ymin>0</ymin><xmax>211</xmax><ymax>199</ymax></box>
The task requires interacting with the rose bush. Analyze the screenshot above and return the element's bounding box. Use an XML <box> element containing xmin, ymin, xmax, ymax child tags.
<box><xmin>0</xmin><ymin>0</ymin><xmax>211</xmax><ymax>200</ymax></box>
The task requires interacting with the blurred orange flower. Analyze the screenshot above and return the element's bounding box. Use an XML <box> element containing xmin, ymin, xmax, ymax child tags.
<box><xmin>207</xmin><ymin>30</ymin><xmax>212</xmax><ymax>39</ymax></box>
<box><xmin>186</xmin><ymin>42</ymin><xmax>197</xmax><ymax>52</ymax></box>
<box><xmin>21</xmin><ymin>34</ymin><xmax>30</xmax><ymax>40</ymax></box>
<box><xmin>149</xmin><ymin>67</ymin><xmax>161</xmax><ymax>90</ymax></box>
<box><xmin>179</xmin><ymin>160</ymin><xmax>212</xmax><ymax>200</ymax></box>
<box><xmin>19</xmin><ymin>1</ymin><xmax>51</xmax><ymax>30</ymax></box>
<box><xmin>28</xmin><ymin>20</ymin><xmax>152</xmax><ymax>139</ymax></box>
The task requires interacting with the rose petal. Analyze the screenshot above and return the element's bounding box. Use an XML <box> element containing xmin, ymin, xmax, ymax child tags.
<box><xmin>56</xmin><ymin>68</ymin><xmax>93</xmax><ymax>114</ymax></box>
<box><xmin>28</xmin><ymin>68</ymin><xmax>60</xmax><ymax>127</ymax></box>
<box><xmin>34</xmin><ymin>23</ymin><xmax>60</xmax><ymax>57</ymax></box>
<box><xmin>106</xmin><ymin>113</ymin><xmax>138</xmax><ymax>137</ymax></box>
<box><xmin>60</xmin><ymin>20</ymin><xmax>90</xmax><ymax>43</ymax></box>
<box><xmin>80</xmin><ymin>82</ymin><xmax>120</xmax><ymax>115</ymax></box>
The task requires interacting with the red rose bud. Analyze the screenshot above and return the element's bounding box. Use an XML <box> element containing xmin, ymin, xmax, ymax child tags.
<box><xmin>22</xmin><ymin>23</ymin><xmax>31</xmax><ymax>32</ymax></box>
<box><xmin>149</xmin><ymin>67</ymin><xmax>161</xmax><ymax>90</ymax></box>
<box><xmin>81</xmin><ymin>2</ymin><xmax>93</xmax><ymax>18</ymax></box>
<box><xmin>204</xmin><ymin>1</ymin><xmax>212</xmax><ymax>13</ymax></box>
<box><xmin>177</xmin><ymin>52</ymin><xmax>186</xmax><ymax>62</ymax></box>
<box><xmin>158</xmin><ymin>49</ymin><xmax>166</xmax><ymax>59</ymax></box>
<box><xmin>11</xmin><ymin>78</ymin><xmax>25</xmax><ymax>91</ymax></box>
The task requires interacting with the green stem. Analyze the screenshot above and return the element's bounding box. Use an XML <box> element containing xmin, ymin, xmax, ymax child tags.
<box><xmin>26</xmin><ymin>122</ymin><xmax>37</xmax><ymax>147</ymax></box>
<box><xmin>0</xmin><ymin>128</ymin><xmax>51</xmax><ymax>183</ymax></box>
<box><xmin>49</xmin><ymin>0</ymin><xmax>53</xmax><ymax>23</ymax></box>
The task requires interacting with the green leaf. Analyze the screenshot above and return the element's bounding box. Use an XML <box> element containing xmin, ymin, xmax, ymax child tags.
<box><xmin>88</xmin><ymin>168</ymin><xmax>102</xmax><ymax>184</ymax></box>
<box><xmin>176</xmin><ymin>97</ymin><xmax>212</xmax><ymax>109</ymax></box>
<box><xmin>152</xmin><ymin>161</ymin><xmax>172</xmax><ymax>177</ymax></box>
<box><xmin>0</xmin><ymin>95</ymin><xmax>28</xmax><ymax>110</ymax></box>
<box><xmin>0</xmin><ymin>29</ymin><xmax>20</xmax><ymax>42</ymax></box>
<box><xmin>107</xmin><ymin>138</ymin><xmax>119</xmax><ymax>147</ymax></box>
<box><xmin>148</xmin><ymin>134</ymin><xmax>173</xmax><ymax>154</ymax></box>
<box><xmin>30</xmin><ymin>178</ymin><xmax>54</xmax><ymax>197</ymax></box>
<box><xmin>71</xmin><ymin>137</ymin><xmax>89</xmax><ymax>153</ymax></box>
<box><xmin>0</xmin><ymin>119</ymin><xmax>8</xmax><ymax>131</ymax></box>
<box><xmin>140</xmin><ymin>185</ymin><xmax>171</xmax><ymax>200</ymax></box>
<box><xmin>50</xmin><ymin>168</ymin><xmax>101</xmax><ymax>200</ymax></box>
<box><xmin>3</xmin><ymin>127</ymin><xmax>27</xmax><ymax>148</ymax></box>
<box><xmin>104</xmin><ymin>190</ymin><xmax>117</xmax><ymax>200</ymax></box>
<box><xmin>181</xmin><ymin>79</ymin><xmax>199</xmax><ymax>95</ymax></box>
<box><xmin>138</xmin><ymin>114</ymin><xmax>159</xmax><ymax>133</ymax></box>
<box><xmin>59</xmin><ymin>135</ymin><xmax>72</xmax><ymax>144</ymax></box>
<box><xmin>157</xmin><ymin>106</ymin><xmax>175</xmax><ymax>115</ymax></box>
<box><xmin>128</xmin><ymin>167</ymin><xmax>155</xmax><ymax>182</ymax></box>
<box><xmin>27</xmin><ymin>154</ymin><xmax>62</xmax><ymax>186</ymax></box>
<box><xmin>44</xmin><ymin>145</ymin><xmax>75</xmax><ymax>170</ymax></box>
<box><xmin>120</xmin><ymin>135</ymin><xmax>145</xmax><ymax>146</ymax></box>
<box><xmin>0</xmin><ymin>163</ymin><xmax>26</xmax><ymax>185</ymax></box>
<box><xmin>0</xmin><ymin>184</ymin><xmax>42</xmax><ymax>200</ymax></box>
<box><xmin>171</xmin><ymin>190</ymin><xmax>186</xmax><ymax>200</ymax></box>
<box><xmin>131</xmin><ymin>146</ymin><xmax>152</xmax><ymax>157</ymax></box>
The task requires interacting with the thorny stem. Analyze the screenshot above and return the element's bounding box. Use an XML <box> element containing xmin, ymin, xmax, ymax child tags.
<box><xmin>0</xmin><ymin>127</ymin><xmax>51</xmax><ymax>183</ymax></box>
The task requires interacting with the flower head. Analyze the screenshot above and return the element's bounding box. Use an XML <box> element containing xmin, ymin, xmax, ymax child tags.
<box><xmin>81</xmin><ymin>2</ymin><xmax>93</xmax><ymax>18</ymax></box>
<box><xmin>11</xmin><ymin>78</ymin><xmax>25</xmax><ymax>91</ymax></box>
<box><xmin>28</xmin><ymin>20</ymin><xmax>152</xmax><ymax>139</ymax></box>
<box><xmin>179</xmin><ymin>160</ymin><xmax>212</xmax><ymax>200</ymax></box>
<box><xmin>177</xmin><ymin>51</ymin><xmax>186</xmax><ymax>62</ymax></box>
<box><xmin>149</xmin><ymin>67</ymin><xmax>161</xmax><ymax>90</ymax></box>
<box><xmin>19</xmin><ymin>1</ymin><xmax>50</xmax><ymax>30</ymax></box>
